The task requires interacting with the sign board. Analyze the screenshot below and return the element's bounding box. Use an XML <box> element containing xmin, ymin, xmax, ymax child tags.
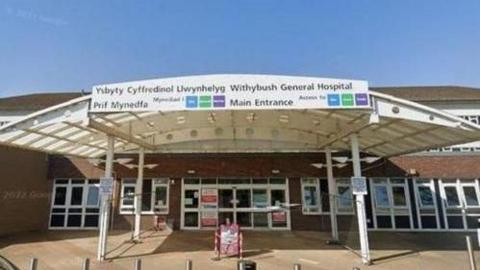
<box><xmin>99</xmin><ymin>177</ymin><xmax>114</xmax><ymax>196</ymax></box>
<box><xmin>218</xmin><ymin>223</ymin><xmax>241</xmax><ymax>256</ymax></box>
<box><xmin>91</xmin><ymin>74</ymin><xmax>370</xmax><ymax>112</ymax></box>
<box><xmin>351</xmin><ymin>177</ymin><xmax>367</xmax><ymax>195</ymax></box>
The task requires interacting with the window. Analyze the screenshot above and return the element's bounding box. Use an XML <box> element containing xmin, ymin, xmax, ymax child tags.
<box><xmin>301</xmin><ymin>178</ymin><xmax>321</xmax><ymax>214</ymax></box>
<box><xmin>392</xmin><ymin>186</ymin><xmax>407</xmax><ymax>206</ymax></box>
<box><xmin>50</xmin><ymin>179</ymin><xmax>100</xmax><ymax>229</ymax></box>
<box><xmin>120</xmin><ymin>178</ymin><xmax>170</xmax><ymax>214</ymax></box>
<box><xmin>418</xmin><ymin>186</ymin><xmax>434</xmax><ymax>207</ymax></box>
<box><xmin>463</xmin><ymin>186</ymin><xmax>479</xmax><ymax>206</ymax></box>
<box><xmin>374</xmin><ymin>186</ymin><xmax>390</xmax><ymax>207</ymax></box>
<box><xmin>153</xmin><ymin>179</ymin><xmax>169</xmax><ymax>213</ymax></box>
<box><xmin>86</xmin><ymin>186</ymin><xmax>100</xmax><ymax>206</ymax></box>
<box><xmin>336</xmin><ymin>179</ymin><xmax>353</xmax><ymax>213</ymax></box>
<box><xmin>445</xmin><ymin>186</ymin><xmax>460</xmax><ymax>207</ymax></box>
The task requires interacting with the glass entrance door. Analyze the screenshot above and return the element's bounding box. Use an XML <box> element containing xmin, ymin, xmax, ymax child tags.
<box><xmin>181</xmin><ymin>177</ymin><xmax>290</xmax><ymax>230</ymax></box>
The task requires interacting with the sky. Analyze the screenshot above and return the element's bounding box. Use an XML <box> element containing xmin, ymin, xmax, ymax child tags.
<box><xmin>0</xmin><ymin>0</ymin><xmax>479</xmax><ymax>97</ymax></box>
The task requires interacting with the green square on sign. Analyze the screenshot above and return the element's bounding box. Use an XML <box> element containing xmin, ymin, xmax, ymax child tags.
<box><xmin>199</xmin><ymin>95</ymin><xmax>212</xmax><ymax>108</ymax></box>
<box><xmin>341</xmin><ymin>94</ymin><xmax>354</xmax><ymax>106</ymax></box>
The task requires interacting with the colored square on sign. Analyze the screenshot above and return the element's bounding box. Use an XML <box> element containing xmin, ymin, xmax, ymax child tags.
<box><xmin>341</xmin><ymin>94</ymin><xmax>354</xmax><ymax>106</ymax></box>
<box><xmin>213</xmin><ymin>95</ymin><xmax>226</xmax><ymax>107</ymax></box>
<box><xmin>355</xmin><ymin>93</ymin><xmax>369</xmax><ymax>106</ymax></box>
<box><xmin>199</xmin><ymin>95</ymin><xmax>212</xmax><ymax>108</ymax></box>
<box><xmin>186</xmin><ymin>96</ymin><xmax>198</xmax><ymax>108</ymax></box>
<box><xmin>327</xmin><ymin>94</ymin><xmax>340</xmax><ymax>106</ymax></box>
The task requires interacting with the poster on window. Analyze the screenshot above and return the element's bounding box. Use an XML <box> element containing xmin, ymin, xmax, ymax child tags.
<box><xmin>201</xmin><ymin>211</ymin><xmax>217</xmax><ymax>227</ymax></box>
<box><xmin>272</xmin><ymin>211</ymin><xmax>286</xmax><ymax>223</ymax></box>
<box><xmin>201</xmin><ymin>188</ymin><xmax>217</xmax><ymax>208</ymax></box>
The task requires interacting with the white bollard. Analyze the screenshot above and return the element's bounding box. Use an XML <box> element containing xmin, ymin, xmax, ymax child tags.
<box><xmin>29</xmin><ymin>258</ymin><xmax>38</xmax><ymax>270</ymax></box>
<box><xmin>185</xmin><ymin>259</ymin><xmax>193</xmax><ymax>270</ymax></box>
<box><xmin>134</xmin><ymin>258</ymin><xmax>142</xmax><ymax>270</ymax></box>
<box><xmin>82</xmin><ymin>258</ymin><xmax>90</xmax><ymax>270</ymax></box>
<box><xmin>293</xmin><ymin>263</ymin><xmax>302</xmax><ymax>270</ymax></box>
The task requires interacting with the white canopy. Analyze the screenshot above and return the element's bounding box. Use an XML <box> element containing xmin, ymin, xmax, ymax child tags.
<box><xmin>1</xmin><ymin>78</ymin><xmax>479</xmax><ymax>158</ymax></box>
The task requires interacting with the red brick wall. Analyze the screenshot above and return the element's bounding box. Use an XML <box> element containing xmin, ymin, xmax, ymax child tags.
<box><xmin>0</xmin><ymin>146</ymin><xmax>49</xmax><ymax>236</ymax></box>
<box><xmin>47</xmin><ymin>153</ymin><xmax>480</xmax><ymax>231</ymax></box>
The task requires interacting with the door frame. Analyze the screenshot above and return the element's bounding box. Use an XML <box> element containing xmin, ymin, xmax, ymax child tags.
<box><xmin>180</xmin><ymin>177</ymin><xmax>291</xmax><ymax>230</ymax></box>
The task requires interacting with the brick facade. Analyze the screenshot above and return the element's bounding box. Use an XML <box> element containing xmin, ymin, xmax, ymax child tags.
<box><xmin>0</xmin><ymin>146</ymin><xmax>49</xmax><ymax>236</ymax></box>
<box><xmin>42</xmin><ymin>153</ymin><xmax>480</xmax><ymax>231</ymax></box>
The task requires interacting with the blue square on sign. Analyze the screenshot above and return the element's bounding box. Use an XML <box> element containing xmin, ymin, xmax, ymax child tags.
<box><xmin>186</xmin><ymin>96</ymin><xmax>198</xmax><ymax>108</ymax></box>
<box><xmin>327</xmin><ymin>94</ymin><xmax>340</xmax><ymax>106</ymax></box>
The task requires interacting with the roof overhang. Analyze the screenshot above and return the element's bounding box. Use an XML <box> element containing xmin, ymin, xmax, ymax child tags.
<box><xmin>1</xmin><ymin>76</ymin><xmax>479</xmax><ymax>158</ymax></box>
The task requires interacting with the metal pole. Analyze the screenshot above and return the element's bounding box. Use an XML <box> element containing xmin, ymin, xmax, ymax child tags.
<box><xmin>326</xmin><ymin>148</ymin><xmax>339</xmax><ymax>241</ymax></box>
<box><xmin>134</xmin><ymin>258</ymin><xmax>142</xmax><ymax>270</ymax></box>
<box><xmin>293</xmin><ymin>263</ymin><xmax>302</xmax><ymax>270</ymax></box>
<box><xmin>29</xmin><ymin>258</ymin><xmax>38</xmax><ymax>270</ymax></box>
<box><xmin>97</xmin><ymin>136</ymin><xmax>114</xmax><ymax>261</ymax></box>
<box><xmin>466</xmin><ymin>235</ymin><xmax>477</xmax><ymax>270</ymax></box>
<box><xmin>350</xmin><ymin>134</ymin><xmax>371</xmax><ymax>265</ymax></box>
<box><xmin>82</xmin><ymin>258</ymin><xmax>90</xmax><ymax>270</ymax></box>
<box><xmin>185</xmin><ymin>259</ymin><xmax>193</xmax><ymax>270</ymax></box>
<box><xmin>134</xmin><ymin>147</ymin><xmax>145</xmax><ymax>241</ymax></box>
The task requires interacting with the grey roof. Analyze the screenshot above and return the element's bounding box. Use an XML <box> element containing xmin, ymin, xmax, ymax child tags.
<box><xmin>0</xmin><ymin>92</ymin><xmax>83</xmax><ymax>111</ymax></box>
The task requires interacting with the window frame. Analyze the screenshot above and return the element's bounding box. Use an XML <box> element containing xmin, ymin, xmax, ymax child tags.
<box><xmin>120</xmin><ymin>178</ymin><xmax>170</xmax><ymax>215</ymax></box>
<box><xmin>300</xmin><ymin>178</ymin><xmax>322</xmax><ymax>215</ymax></box>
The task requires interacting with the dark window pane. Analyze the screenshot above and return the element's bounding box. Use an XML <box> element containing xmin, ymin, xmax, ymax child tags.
<box><xmin>50</xmin><ymin>215</ymin><xmax>65</xmax><ymax>227</ymax></box>
<box><xmin>184</xmin><ymin>212</ymin><xmax>198</xmax><ymax>227</ymax></box>
<box><xmin>219</xmin><ymin>189</ymin><xmax>234</xmax><ymax>208</ymax></box>
<box><xmin>463</xmin><ymin>187</ymin><xmax>479</xmax><ymax>206</ymax></box>
<box><xmin>445</xmin><ymin>187</ymin><xmax>460</xmax><ymax>206</ymax></box>
<box><xmin>271</xmin><ymin>190</ymin><xmax>285</xmax><ymax>206</ymax></box>
<box><xmin>392</xmin><ymin>187</ymin><xmax>406</xmax><ymax>206</ymax></box>
<box><xmin>236</xmin><ymin>189</ymin><xmax>251</xmax><ymax>208</ymax></box>
<box><xmin>54</xmin><ymin>187</ymin><xmax>67</xmax><ymax>205</ymax></box>
<box><xmin>67</xmin><ymin>215</ymin><xmax>82</xmax><ymax>227</ymax></box>
<box><xmin>84</xmin><ymin>215</ymin><xmax>99</xmax><ymax>227</ymax></box>
<box><xmin>70</xmin><ymin>187</ymin><xmax>83</xmax><ymax>205</ymax></box>
<box><xmin>237</xmin><ymin>212</ymin><xmax>252</xmax><ymax>227</ymax></box>
<box><xmin>184</xmin><ymin>178</ymin><xmax>200</xmax><ymax>185</ymax></box>
<box><xmin>270</xmin><ymin>178</ymin><xmax>286</xmax><ymax>185</ymax></box>
<box><xmin>142</xmin><ymin>180</ymin><xmax>152</xmax><ymax>211</ymax></box>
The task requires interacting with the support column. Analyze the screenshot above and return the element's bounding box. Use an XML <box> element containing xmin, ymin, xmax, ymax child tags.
<box><xmin>134</xmin><ymin>147</ymin><xmax>145</xmax><ymax>241</ymax></box>
<box><xmin>350</xmin><ymin>133</ymin><xmax>370</xmax><ymax>264</ymax></box>
<box><xmin>97</xmin><ymin>136</ymin><xmax>114</xmax><ymax>261</ymax></box>
<box><xmin>326</xmin><ymin>148</ymin><xmax>339</xmax><ymax>241</ymax></box>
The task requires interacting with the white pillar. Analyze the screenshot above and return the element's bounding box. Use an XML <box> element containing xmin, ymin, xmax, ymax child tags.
<box><xmin>326</xmin><ymin>148</ymin><xmax>339</xmax><ymax>241</ymax></box>
<box><xmin>134</xmin><ymin>147</ymin><xmax>145</xmax><ymax>241</ymax></box>
<box><xmin>350</xmin><ymin>133</ymin><xmax>370</xmax><ymax>264</ymax></box>
<box><xmin>97</xmin><ymin>136</ymin><xmax>114</xmax><ymax>261</ymax></box>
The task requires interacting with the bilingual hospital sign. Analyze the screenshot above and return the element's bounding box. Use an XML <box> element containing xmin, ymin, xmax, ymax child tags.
<box><xmin>90</xmin><ymin>74</ymin><xmax>370</xmax><ymax>112</ymax></box>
